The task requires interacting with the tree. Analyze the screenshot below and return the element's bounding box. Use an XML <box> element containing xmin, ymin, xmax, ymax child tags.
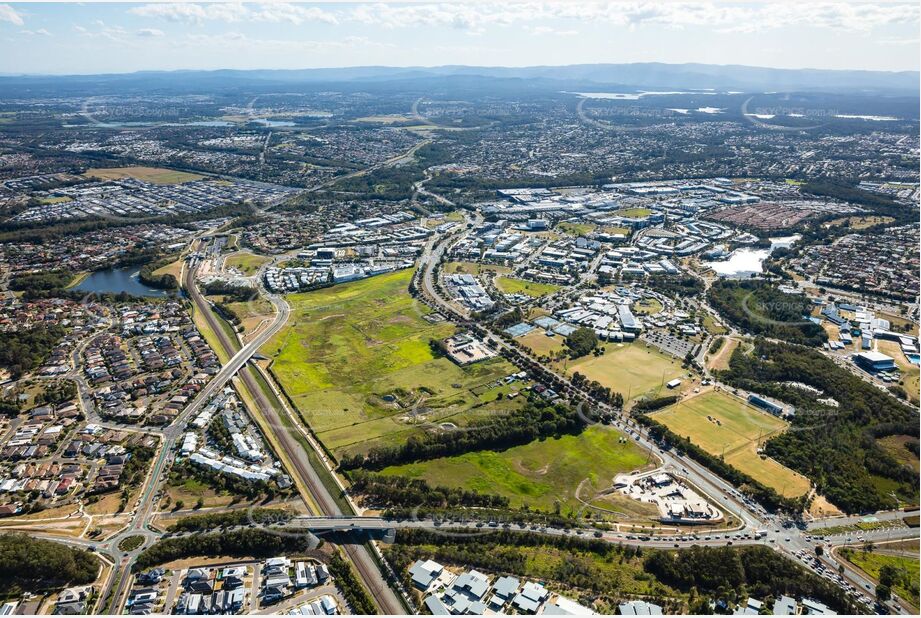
<box><xmin>565</xmin><ymin>327</ymin><xmax>598</xmax><ymax>359</ymax></box>
<box><xmin>876</xmin><ymin>583</ymin><xmax>891</xmax><ymax>603</ymax></box>
<box><xmin>878</xmin><ymin>564</ymin><xmax>899</xmax><ymax>588</ymax></box>
<box><xmin>814</xmin><ymin>545</ymin><xmax>824</xmax><ymax>557</ymax></box>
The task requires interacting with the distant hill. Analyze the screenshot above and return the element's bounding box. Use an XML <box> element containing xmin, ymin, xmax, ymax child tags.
<box><xmin>1</xmin><ymin>62</ymin><xmax>917</xmax><ymax>97</ymax></box>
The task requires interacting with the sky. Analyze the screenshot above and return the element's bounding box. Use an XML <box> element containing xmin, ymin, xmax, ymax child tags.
<box><xmin>0</xmin><ymin>1</ymin><xmax>919</xmax><ymax>75</ymax></box>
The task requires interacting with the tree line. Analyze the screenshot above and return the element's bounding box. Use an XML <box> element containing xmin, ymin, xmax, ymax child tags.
<box><xmin>707</xmin><ymin>280</ymin><xmax>827</xmax><ymax>347</ymax></box>
<box><xmin>0</xmin><ymin>324</ymin><xmax>66</xmax><ymax>379</ymax></box>
<box><xmin>339</xmin><ymin>399</ymin><xmax>585</xmax><ymax>471</ymax></box>
<box><xmin>718</xmin><ymin>339</ymin><xmax>919</xmax><ymax>513</ymax></box>
<box><xmin>170</xmin><ymin>508</ymin><xmax>293</xmax><ymax>533</ymax></box>
<box><xmin>347</xmin><ymin>470</ymin><xmax>510</xmax><ymax>511</ymax></box>
<box><xmin>645</xmin><ymin>545</ymin><xmax>856</xmax><ymax>614</ymax></box>
<box><xmin>134</xmin><ymin>527</ymin><xmax>316</xmax><ymax>570</ymax></box>
<box><xmin>0</xmin><ymin>533</ymin><xmax>99</xmax><ymax>594</ymax></box>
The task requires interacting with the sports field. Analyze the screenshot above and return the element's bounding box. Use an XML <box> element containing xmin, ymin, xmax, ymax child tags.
<box><xmin>225</xmin><ymin>251</ymin><xmax>270</xmax><ymax>276</ymax></box>
<box><xmin>381</xmin><ymin>425</ymin><xmax>653</xmax><ymax>512</ymax></box>
<box><xmin>495</xmin><ymin>277</ymin><xmax>560</xmax><ymax>298</ymax></box>
<box><xmin>562</xmin><ymin>343</ymin><xmax>685</xmax><ymax>401</ymax></box>
<box><xmin>85</xmin><ymin>166</ymin><xmax>204</xmax><ymax>184</ymax></box>
<box><xmin>264</xmin><ymin>269</ymin><xmax>524</xmax><ymax>458</ymax></box>
<box><xmin>652</xmin><ymin>390</ymin><xmax>810</xmax><ymax>497</ymax></box>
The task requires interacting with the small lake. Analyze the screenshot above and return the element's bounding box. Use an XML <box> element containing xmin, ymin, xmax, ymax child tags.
<box><xmin>704</xmin><ymin>235</ymin><xmax>800</xmax><ymax>278</ymax></box>
<box><xmin>73</xmin><ymin>268</ymin><xmax>169</xmax><ymax>297</ymax></box>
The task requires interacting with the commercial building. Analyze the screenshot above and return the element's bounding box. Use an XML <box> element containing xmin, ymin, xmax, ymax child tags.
<box><xmin>853</xmin><ymin>351</ymin><xmax>897</xmax><ymax>373</ymax></box>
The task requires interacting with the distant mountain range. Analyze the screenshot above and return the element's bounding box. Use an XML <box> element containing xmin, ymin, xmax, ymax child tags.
<box><xmin>1</xmin><ymin>63</ymin><xmax>917</xmax><ymax>97</ymax></box>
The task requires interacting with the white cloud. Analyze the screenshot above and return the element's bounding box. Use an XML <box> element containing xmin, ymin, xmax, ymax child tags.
<box><xmin>130</xmin><ymin>3</ymin><xmax>338</xmax><ymax>26</ymax></box>
<box><xmin>0</xmin><ymin>3</ymin><xmax>23</xmax><ymax>27</ymax></box>
<box><xmin>74</xmin><ymin>22</ymin><xmax>130</xmax><ymax>43</ymax></box>
<box><xmin>180</xmin><ymin>31</ymin><xmax>393</xmax><ymax>55</ymax></box>
<box><xmin>526</xmin><ymin>25</ymin><xmax>577</xmax><ymax>36</ymax></box>
<box><xmin>20</xmin><ymin>28</ymin><xmax>51</xmax><ymax>37</ymax></box>
<box><xmin>347</xmin><ymin>2</ymin><xmax>919</xmax><ymax>34</ymax></box>
<box><xmin>136</xmin><ymin>28</ymin><xmax>164</xmax><ymax>38</ymax></box>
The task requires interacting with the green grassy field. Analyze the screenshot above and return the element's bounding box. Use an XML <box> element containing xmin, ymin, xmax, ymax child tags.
<box><xmin>38</xmin><ymin>196</ymin><xmax>73</xmax><ymax>205</ymax></box>
<box><xmin>631</xmin><ymin>298</ymin><xmax>663</xmax><ymax>315</ymax></box>
<box><xmin>85</xmin><ymin>166</ymin><xmax>204</xmax><ymax>184</ymax></box>
<box><xmin>557</xmin><ymin>222</ymin><xmax>596</xmax><ymax>236</ymax></box>
<box><xmin>518</xmin><ymin>330</ymin><xmax>567</xmax><ymax>357</ymax></box>
<box><xmin>495</xmin><ymin>276</ymin><xmax>560</xmax><ymax>298</ymax></box>
<box><xmin>561</xmin><ymin>343</ymin><xmax>685</xmax><ymax>401</ymax></box>
<box><xmin>877</xmin><ymin>435</ymin><xmax>920</xmax><ymax>473</ymax></box>
<box><xmin>841</xmin><ymin>549</ymin><xmax>919</xmax><ymax>609</ymax></box>
<box><xmin>224</xmin><ymin>251</ymin><xmax>270</xmax><ymax>276</ymax></box>
<box><xmin>612</xmin><ymin>208</ymin><xmax>653</xmax><ymax>218</ymax></box>
<box><xmin>653</xmin><ymin>390</ymin><xmax>811</xmax><ymax>497</ymax></box>
<box><xmin>381</xmin><ymin>425</ymin><xmax>652</xmax><ymax>513</ymax></box>
<box><xmin>264</xmin><ymin>269</ymin><xmax>524</xmax><ymax>458</ymax></box>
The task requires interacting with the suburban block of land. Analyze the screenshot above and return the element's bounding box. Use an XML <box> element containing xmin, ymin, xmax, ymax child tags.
<box><xmin>264</xmin><ymin>269</ymin><xmax>525</xmax><ymax>459</ymax></box>
<box><xmin>381</xmin><ymin>425</ymin><xmax>653</xmax><ymax>513</ymax></box>
<box><xmin>561</xmin><ymin>343</ymin><xmax>686</xmax><ymax>402</ymax></box>
<box><xmin>652</xmin><ymin>390</ymin><xmax>811</xmax><ymax>498</ymax></box>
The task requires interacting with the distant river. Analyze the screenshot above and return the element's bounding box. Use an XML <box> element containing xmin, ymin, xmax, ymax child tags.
<box><xmin>73</xmin><ymin>267</ymin><xmax>169</xmax><ymax>297</ymax></box>
<box><xmin>704</xmin><ymin>235</ymin><xmax>800</xmax><ymax>278</ymax></box>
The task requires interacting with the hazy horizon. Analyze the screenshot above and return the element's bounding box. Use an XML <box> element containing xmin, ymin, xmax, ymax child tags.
<box><xmin>2</xmin><ymin>2</ymin><xmax>919</xmax><ymax>75</ymax></box>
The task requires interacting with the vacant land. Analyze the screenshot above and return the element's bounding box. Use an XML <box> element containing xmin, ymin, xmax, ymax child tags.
<box><xmin>226</xmin><ymin>297</ymin><xmax>276</xmax><ymax>339</ymax></box>
<box><xmin>224</xmin><ymin>251</ymin><xmax>270</xmax><ymax>276</ymax></box>
<box><xmin>561</xmin><ymin>343</ymin><xmax>685</xmax><ymax>402</ymax></box>
<box><xmin>38</xmin><ymin>196</ymin><xmax>73</xmax><ymax>204</ymax></box>
<box><xmin>707</xmin><ymin>337</ymin><xmax>740</xmax><ymax>371</ymax></box>
<box><xmin>841</xmin><ymin>549</ymin><xmax>919</xmax><ymax>610</ymax></box>
<box><xmin>495</xmin><ymin>277</ymin><xmax>560</xmax><ymax>298</ymax></box>
<box><xmin>381</xmin><ymin>426</ymin><xmax>652</xmax><ymax>513</ymax></box>
<box><xmin>653</xmin><ymin>390</ymin><xmax>810</xmax><ymax>497</ymax></box>
<box><xmin>877</xmin><ymin>435</ymin><xmax>920</xmax><ymax>473</ymax></box>
<box><xmin>557</xmin><ymin>222</ymin><xmax>596</xmax><ymax>236</ymax></box>
<box><xmin>518</xmin><ymin>330</ymin><xmax>566</xmax><ymax>357</ymax></box>
<box><xmin>264</xmin><ymin>269</ymin><xmax>523</xmax><ymax>459</ymax></box>
<box><xmin>84</xmin><ymin>166</ymin><xmax>204</xmax><ymax>184</ymax></box>
<box><xmin>443</xmin><ymin>261</ymin><xmax>511</xmax><ymax>276</ymax></box>
<box><xmin>825</xmin><ymin>215</ymin><xmax>895</xmax><ymax>230</ymax></box>
<box><xmin>153</xmin><ymin>258</ymin><xmax>183</xmax><ymax>281</ymax></box>
<box><xmin>612</xmin><ymin>208</ymin><xmax>653</xmax><ymax>218</ymax></box>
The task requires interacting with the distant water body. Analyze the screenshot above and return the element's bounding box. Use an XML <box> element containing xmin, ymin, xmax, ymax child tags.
<box><xmin>567</xmin><ymin>90</ymin><xmax>719</xmax><ymax>100</ymax></box>
<box><xmin>704</xmin><ymin>235</ymin><xmax>800</xmax><ymax>278</ymax></box>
